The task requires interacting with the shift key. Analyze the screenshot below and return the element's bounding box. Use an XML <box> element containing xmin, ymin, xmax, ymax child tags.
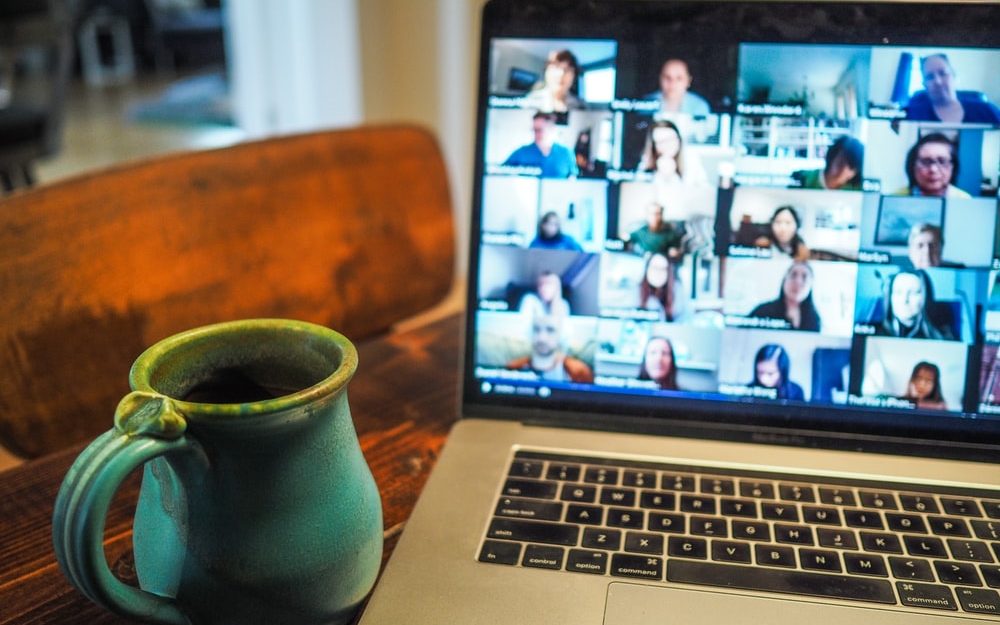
<box><xmin>488</xmin><ymin>518</ymin><xmax>579</xmax><ymax>546</ymax></box>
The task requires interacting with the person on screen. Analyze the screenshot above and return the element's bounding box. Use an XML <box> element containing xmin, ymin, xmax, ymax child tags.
<box><xmin>639</xmin><ymin>252</ymin><xmax>675</xmax><ymax>321</ymax></box>
<box><xmin>628</xmin><ymin>202</ymin><xmax>684</xmax><ymax>258</ymax></box>
<box><xmin>638</xmin><ymin>336</ymin><xmax>679</xmax><ymax>390</ymax></box>
<box><xmin>529</xmin><ymin>212</ymin><xmax>583</xmax><ymax>251</ymax></box>
<box><xmin>638</xmin><ymin>119</ymin><xmax>708</xmax><ymax>187</ymax></box>
<box><xmin>750</xmin><ymin>344</ymin><xmax>805</xmax><ymax>401</ymax></box>
<box><xmin>505</xmin><ymin>314</ymin><xmax>593</xmax><ymax>383</ymax></box>
<box><xmin>522</xmin><ymin>49</ymin><xmax>584</xmax><ymax>113</ymax></box>
<box><xmin>876</xmin><ymin>269</ymin><xmax>955</xmax><ymax>340</ymax></box>
<box><xmin>503</xmin><ymin>112</ymin><xmax>578</xmax><ymax>178</ymax></box>
<box><xmin>754</xmin><ymin>205</ymin><xmax>810</xmax><ymax>261</ymax></box>
<box><xmin>646</xmin><ymin>59</ymin><xmax>711</xmax><ymax>117</ymax></box>
<box><xmin>519</xmin><ymin>271</ymin><xmax>571</xmax><ymax>319</ymax></box>
<box><xmin>895</xmin><ymin>133</ymin><xmax>970</xmax><ymax>199</ymax></box>
<box><xmin>790</xmin><ymin>136</ymin><xmax>865</xmax><ymax>191</ymax></box>
<box><xmin>749</xmin><ymin>261</ymin><xmax>821</xmax><ymax>332</ymax></box>
<box><xmin>906</xmin><ymin>223</ymin><xmax>963</xmax><ymax>269</ymax></box>
<box><xmin>904</xmin><ymin>54</ymin><xmax>1000</xmax><ymax>124</ymax></box>
<box><xmin>901</xmin><ymin>361</ymin><xmax>948</xmax><ymax>410</ymax></box>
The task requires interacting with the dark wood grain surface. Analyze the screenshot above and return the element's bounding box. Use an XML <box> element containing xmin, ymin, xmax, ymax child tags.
<box><xmin>0</xmin><ymin>312</ymin><xmax>462</xmax><ymax>625</ymax></box>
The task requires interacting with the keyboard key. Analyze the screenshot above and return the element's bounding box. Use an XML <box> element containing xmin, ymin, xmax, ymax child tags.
<box><xmin>639</xmin><ymin>490</ymin><xmax>676</xmax><ymax>511</ymax></box>
<box><xmin>625</xmin><ymin>531</ymin><xmax>664</xmax><ymax>555</ymax></box>
<box><xmin>487</xmin><ymin>519</ymin><xmax>579</xmax><ymax>546</ymax></box>
<box><xmin>886</xmin><ymin>513</ymin><xmax>927</xmax><ymax>534</ymax></box>
<box><xmin>565</xmin><ymin>504</ymin><xmax>603</xmax><ymax>525</ymax></box>
<box><xmin>622</xmin><ymin>470</ymin><xmax>655</xmax><ymax>488</ymax></box>
<box><xmin>889</xmin><ymin>556</ymin><xmax>935</xmax><ymax>581</ymax></box>
<box><xmin>900</xmin><ymin>494</ymin><xmax>940</xmax><ymax>514</ymax></box>
<box><xmin>522</xmin><ymin>544</ymin><xmax>564</xmax><ymax>570</ymax></box>
<box><xmin>971</xmin><ymin>520</ymin><xmax>1000</xmax><ymax>541</ymax></box>
<box><xmin>843</xmin><ymin>509</ymin><xmax>883</xmax><ymax>529</ymax></box>
<box><xmin>495</xmin><ymin>497</ymin><xmax>564</xmax><ymax>521</ymax></box>
<box><xmin>701</xmin><ymin>477</ymin><xmax>735</xmax><ymax>496</ymax></box>
<box><xmin>712</xmin><ymin>540</ymin><xmax>752</xmax><ymax>563</ymax></box>
<box><xmin>984</xmin><ymin>565</ymin><xmax>1000</xmax><ymax>588</ymax></box>
<box><xmin>844</xmin><ymin>553</ymin><xmax>888</xmax><ymax>577</ymax></box>
<box><xmin>732</xmin><ymin>520</ymin><xmax>770</xmax><ymax>541</ymax></box>
<box><xmin>955</xmin><ymin>587</ymin><xmax>1000</xmax><ymax>616</ymax></box>
<box><xmin>947</xmin><ymin>539</ymin><xmax>994</xmax><ymax>563</ymax></box>
<box><xmin>680</xmin><ymin>495</ymin><xmax>716</xmax><ymax>514</ymax></box>
<box><xmin>819</xmin><ymin>487</ymin><xmax>857</xmax><ymax>507</ymax></box>
<box><xmin>607</xmin><ymin>508</ymin><xmax>643</xmax><ymax>529</ymax></box>
<box><xmin>779</xmin><ymin>483</ymin><xmax>816</xmax><ymax>503</ymax></box>
<box><xmin>566</xmin><ymin>549</ymin><xmax>608</xmax><ymax>575</ymax></box>
<box><xmin>774</xmin><ymin>524</ymin><xmax>814</xmax><ymax>545</ymax></box>
<box><xmin>859</xmin><ymin>491</ymin><xmax>897</xmax><ymax>510</ymax></box>
<box><xmin>690</xmin><ymin>516</ymin><xmax>728</xmax><ymax>538</ymax></box>
<box><xmin>668</xmin><ymin>536</ymin><xmax>708</xmax><ymax>559</ymax></box>
<box><xmin>896</xmin><ymin>581</ymin><xmax>957</xmax><ymax>611</ymax></box>
<box><xmin>817</xmin><ymin>528</ymin><xmax>858</xmax><ymax>550</ymax></box>
<box><xmin>984</xmin><ymin>501</ymin><xmax>1000</xmax><ymax>520</ymax></box>
<box><xmin>610</xmin><ymin>553</ymin><xmax>662</xmax><ymax>580</ymax></box>
<box><xmin>720</xmin><ymin>498</ymin><xmax>757</xmax><ymax>518</ymax></box>
<box><xmin>904</xmin><ymin>535</ymin><xmax>948</xmax><ymax>558</ymax></box>
<box><xmin>941</xmin><ymin>498</ymin><xmax>982</xmax><ymax>517</ymax></box>
<box><xmin>584</xmin><ymin>466</ymin><xmax>618</xmax><ymax>485</ymax></box>
<box><xmin>802</xmin><ymin>506</ymin><xmax>841</xmax><ymax>526</ymax></box>
<box><xmin>545</xmin><ymin>464</ymin><xmax>581</xmax><ymax>482</ymax></box>
<box><xmin>929</xmin><ymin>516</ymin><xmax>970</xmax><ymax>537</ymax></box>
<box><xmin>661</xmin><ymin>473</ymin><xmax>695</xmax><ymax>492</ymax></box>
<box><xmin>762</xmin><ymin>502</ymin><xmax>800</xmax><ymax>522</ymax></box>
<box><xmin>600</xmin><ymin>487</ymin><xmax>636</xmax><ymax>507</ymax></box>
<box><xmin>503</xmin><ymin>478</ymin><xmax>557</xmax><ymax>500</ymax></box>
<box><xmin>740</xmin><ymin>481</ymin><xmax>775</xmax><ymax>499</ymax></box>
<box><xmin>755</xmin><ymin>544</ymin><xmax>796</xmax><ymax>568</ymax></box>
<box><xmin>509</xmin><ymin>460</ymin><xmax>543</xmax><ymax>478</ymax></box>
<box><xmin>648</xmin><ymin>512</ymin><xmax>685</xmax><ymax>534</ymax></box>
<box><xmin>478</xmin><ymin>540</ymin><xmax>521</xmax><ymax>565</ymax></box>
<box><xmin>860</xmin><ymin>531</ymin><xmax>903</xmax><ymax>554</ymax></box>
<box><xmin>560</xmin><ymin>483</ymin><xmax>597</xmax><ymax>503</ymax></box>
<box><xmin>667</xmin><ymin>560</ymin><xmax>895</xmax><ymax>604</ymax></box>
<box><xmin>934</xmin><ymin>560</ymin><xmax>982</xmax><ymax>586</ymax></box>
<box><xmin>582</xmin><ymin>527</ymin><xmax>621</xmax><ymax>550</ymax></box>
<box><xmin>800</xmin><ymin>548</ymin><xmax>841</xmax><ymax>573</ymax></box>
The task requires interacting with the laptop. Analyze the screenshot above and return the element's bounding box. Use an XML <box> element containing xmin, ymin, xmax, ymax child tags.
<box><xmin>360</xmin><ymin>1</ymin><xmax>1000</xmax><ymax>622</ymax></box>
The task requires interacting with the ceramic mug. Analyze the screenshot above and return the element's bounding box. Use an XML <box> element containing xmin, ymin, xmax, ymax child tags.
<box><xmin>52</xmin><ymin>319</ymin><xmax>383</xmax><ymax>625</ymax></box>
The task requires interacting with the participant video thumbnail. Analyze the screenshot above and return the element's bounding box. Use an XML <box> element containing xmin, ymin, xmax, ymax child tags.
<box><xmin>736</xmin><ymin>43</ymin><xmax>872</xmax><ymax>119</ymax></box>
<box><xmin>854</xmin><ymin>336</ymin><xmax>968</xmax><ymax>412</ymax></box>
<box><xmin>858</xmin><ymin>194</ymin><xmax>997</xmax><ymax>268</ymax></box>
<box><xmin>979</xmin><ymin>342</ymin><xmax>1000</xmax><ymax>413</ymax></box>
<box><xmin>481</xmin><ymin>175</ymin><xmax>608</xmax><ymax>252</ymax></box>
<box><xmin>853</xmin><ymin>265</ymin><xmax>989</xmax><ymax>344</ymax></box>
<box><xmin>717</xmin><ymin>328</ymin><xmax>851</xmax><ymax>403</ymax></box>
<box><xmin>488</xmin><ymin>38</ymin><xmax>618</xmax><ymax>112</ymax></box>
<box><xmin>867</xmin><ymin>47</ymin><xmax>1000</xmax><ymax>124</ymax></box>
<box><xmin>474</xmin><ymin>310</ymin><xmax>599</xmax><ymax>385</ymax></box>
<box><xmin>727</xmin><ymin>187</ymin><xmax>863</xmax><ymax>261</ymax></box>
<box><xmin>593</xmin><ymin>319</ymin><xmax>723</xmax><ymax>393</ymax></box>
<box><xmin>484</xmin><ymin>108</ymin><xmax>615</xmax><ymax>179</ymax></box>
<box><xmin>723</xmin><ymin>257</ymin><xmax>857</xmax><ymax>337</ymax></box>
<box><xmin>477</xmin><ymin>246</ymin><xmax>601</xmax><ymax>317</ymax></box>
<box><xmin>864</xmin><ymin>122</ymin><xmax>999</xmax><ymax>197</ymax></box>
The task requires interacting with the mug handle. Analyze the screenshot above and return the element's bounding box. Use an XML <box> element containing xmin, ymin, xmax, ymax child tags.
<box><xmin>53</xmin><ymin>391</ymin><xmax>203</xmax><ymax>625</ymax></box>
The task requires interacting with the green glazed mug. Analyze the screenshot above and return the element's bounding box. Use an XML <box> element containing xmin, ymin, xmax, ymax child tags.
<box><xmin>52</xmin><ymin>319</ymin><xmax>383</xmax><ymax>625</ymax></box>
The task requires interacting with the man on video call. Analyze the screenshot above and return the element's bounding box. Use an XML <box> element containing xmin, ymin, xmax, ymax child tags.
<box><xmin>647</xmin><ymin>58</ymin><xmax>711</xmax><ymax>117</ymax></box>
<box><xmin>503</xmin><ymin>112</ymin><xmax>578</xmax><ymax>178</ymax></box>
<box><xmin>505</xmin><ymin>314</ymin><xmax>594</xmax><ymax>383</ymax></box>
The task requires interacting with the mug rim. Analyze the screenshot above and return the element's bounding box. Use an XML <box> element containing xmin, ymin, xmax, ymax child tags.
<box><xmin>129</xmin><ymin>318</ymin><xmax>358</xmax><ymax>420</ymax></box>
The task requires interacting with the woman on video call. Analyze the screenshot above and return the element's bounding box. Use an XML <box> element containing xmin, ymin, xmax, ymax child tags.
<box><xmin>896</xmin><ymin>133</ymin><xmax>971</xmax><ymax>199</ymax></box>
<box><xmin>901</xmin><ymin>361</ymin><xmax>948</xmax><ymax>410</ymax></box>
<box><xmin>791</xmin><ymin>136</ymin><xmax>865</xmax><ymax>191</ymax></box>
<box><xmin>754</xmin><ymin>205</ymin><xmax>810</xmax><ymax>261</ymax></box>
<box><xmin>638</xmin><ymin>336</ymin><xmax>680</xmax><ymax>390</ymax></box>
<box><xmin>639</xmin><ymin>253</ymin><xmax>676</xmax><ymax>321</ymax></box>
<box><xmin>749</xmin><ymin>261</ymin><xmax>822</xmax><ymax>331</ymax></box>
<box><xmin>876</xmin><ymin>269</ymin><xmax>955</xmax><ymax>340</ymax></box>
<box><xmin>750</xmin><ymin>344</ymin><xmax>805</xmax><ymax>401</ymax></box>
<box><xmin>638</xmin><ymin>119</ymin><xmax>708</xmax><ymax>189</ymax></box>
<box><xmin>523</xmin><ymin>49</ymin><xmax>584</xmax><ymax>113</ymax></box>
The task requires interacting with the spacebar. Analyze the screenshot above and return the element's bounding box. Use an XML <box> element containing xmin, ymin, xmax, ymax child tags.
<box><xmin>667</xmin><ymin>560</ymin><xmax>896</xmax><ymax>605</ymax></box>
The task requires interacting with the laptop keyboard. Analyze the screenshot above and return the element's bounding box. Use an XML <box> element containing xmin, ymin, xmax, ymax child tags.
<box><xmin>477</xmin><ymin>450</ymin><xmax>1000</xmax><ymax>618</ymax></box>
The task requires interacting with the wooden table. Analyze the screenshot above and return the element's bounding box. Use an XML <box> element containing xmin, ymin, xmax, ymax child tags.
<box><xmin>0</xmin><ymin>313</ymin><xmax>462</xmax><ymax>624</ymax></box>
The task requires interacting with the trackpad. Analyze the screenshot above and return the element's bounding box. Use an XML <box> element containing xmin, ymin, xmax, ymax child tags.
<box><xmin>604</xmin><ymin>583</ymin><xmax>950</xmax><ymax>624</ymax></box>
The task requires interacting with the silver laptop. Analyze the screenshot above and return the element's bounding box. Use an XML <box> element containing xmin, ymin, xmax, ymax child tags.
<box><xmin>360</xmin><ymin>1</ymin><xmax>1000</xmax><ymax>622</ymax></box>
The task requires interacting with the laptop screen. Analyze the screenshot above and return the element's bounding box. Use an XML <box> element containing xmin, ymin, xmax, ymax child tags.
<box><xmin>465</xmin><ymin>0</ymin><xmax>1000</xmax><ymax>451</ymax></box>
